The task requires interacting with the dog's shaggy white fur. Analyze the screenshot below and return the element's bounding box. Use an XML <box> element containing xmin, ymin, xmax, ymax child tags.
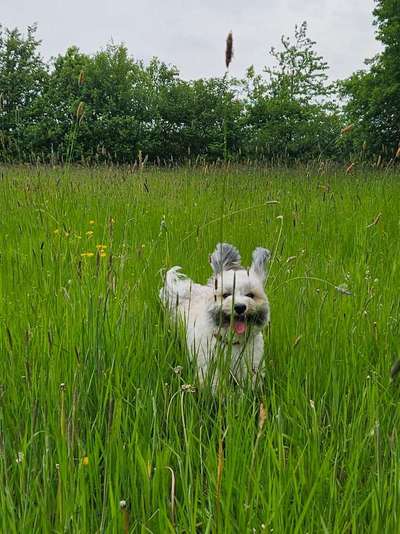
<box><xmin>160</xmin><ymin>243</ymin><xmax>271</xmax><ymax>388</ymax></box>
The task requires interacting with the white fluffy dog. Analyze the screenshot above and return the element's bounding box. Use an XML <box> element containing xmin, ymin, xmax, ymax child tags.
<box><xmin>160</xmin><ymin>243</ymin><xmax>271</xmax><ymax>388</ymax></box>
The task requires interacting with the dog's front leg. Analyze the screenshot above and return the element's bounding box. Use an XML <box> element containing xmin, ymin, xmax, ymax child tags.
<box><xmin>249</xmin><ymin>334</ymin><xmax>265</xmax><ymax>387</ymax></box>
<box><xmin>197</xmin><ymin>359</ymin><xmax>219</xmax><ymax>393</ymax></box>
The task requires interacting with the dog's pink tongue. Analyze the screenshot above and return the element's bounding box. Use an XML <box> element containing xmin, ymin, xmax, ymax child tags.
<box><xmin>234</xmin><ymin>321</ymin><xmax>247</xmax><ymax>335</ymax></box>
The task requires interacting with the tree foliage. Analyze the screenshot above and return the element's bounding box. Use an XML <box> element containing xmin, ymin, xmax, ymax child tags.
<box><xmin>242</xmin><ymin>22</ymin><xmax>339</xmax><ymax>162</ymax></box>
<box><xmin>2</xmin><ymin>12</ymin><xmax>396</xmax><ymax>165</ymax></box>
<box><xmin>0</xmin><ymin>24</ymin><xmax>48</xmax><ymax>159</ymax></box>
<box><xmin>341</xmin><ymin>0</ymin><xmax>400</xmax><ymax>159</ymax></box>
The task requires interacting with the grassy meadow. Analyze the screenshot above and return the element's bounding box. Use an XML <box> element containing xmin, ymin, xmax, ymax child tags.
<box><xmin>1</xmin><ymin>165</ymin><xmax>400</xmax><ymax>532</ymax></box>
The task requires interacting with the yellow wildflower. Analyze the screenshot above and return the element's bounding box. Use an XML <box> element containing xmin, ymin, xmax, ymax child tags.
<box><xmin>53</xmin><ymin>229</ymin><xmax>60</xmax><ymax>235</ymax></box>
<box><xmin>86</xmin><ymin>231</ymin><xmax>94</xmax><ymax>237</ymax></box>
<box><xmin>96</xmin><ymin>244</ymin><xmax>107</xmax><ymax>250</ymax></box>
<box><xmin>89</xmin><ymin>220</ymin><xmax>95</xmax><ymax>225</ymax></box>
<box><xmin>82</xmin><ymin>456</ymin><xmax>89</xmax><ymax>465</ymax></box>
<box><xmin>81</xmin><ymin>252</ymin><xmax>94</xmax><ymax>258</ymax></box>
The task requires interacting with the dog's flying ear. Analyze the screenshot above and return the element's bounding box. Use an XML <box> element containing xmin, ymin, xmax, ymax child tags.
<box><xmin>250</xmin><ymin>247</ymin><xmax>271</xmax><ymax>282</ymax></box>
<box><xmin>209</xmin><ymin>243</ymin><xmax>242</xmax><ymax>274</ymax></box>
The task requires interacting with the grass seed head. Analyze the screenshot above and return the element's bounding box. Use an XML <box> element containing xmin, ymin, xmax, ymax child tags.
<box><xmin>258</xmin><ymin>402</ymin><xmax>267</xmax><ymax>431</ymax></box>
<box><xmin>341</xmin><ymin>124</ymin><xmax>354</xmax><ymax>135</ymax></box>
<box><xmin>225</xmin><ymin>32</ymin><xmax>233</xmax><ymax>69</ymax></box>
<box><xmin>76</xmin><ymin>101</ymin><xmax>85</xmax><ymax>121</ymax></box>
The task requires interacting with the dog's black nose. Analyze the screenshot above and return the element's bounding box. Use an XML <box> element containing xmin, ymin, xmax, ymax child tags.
<box><xmin>234</xmin><ymin>304</ymin><xmax>246</xmax><ymax>315</ymax></box>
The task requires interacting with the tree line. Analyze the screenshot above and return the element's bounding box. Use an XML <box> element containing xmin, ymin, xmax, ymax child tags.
<box><xmin>0</xmin><ymin>0</ymin><xmax>399</xmax><ymax>166</ymax></box>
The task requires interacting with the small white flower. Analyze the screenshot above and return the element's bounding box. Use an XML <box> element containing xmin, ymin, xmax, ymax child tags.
<box><xmin>16</xmin><ymin>451</ymin><xmax>24</xmax><ymax>464</ymax></box>
<box><xmin>181</xmin><ymin>384</ymin><xmax>196</xmax><ymax>393</ymax></box>
<box><xmin>335</xmin><ymin>283</ymin><xmax>352</xmax><ymax>296</ymax></box>
<box><xmin>159</xmin><ymin>216</ymin><xmax>167</xmax><ymax>233</ymax></box>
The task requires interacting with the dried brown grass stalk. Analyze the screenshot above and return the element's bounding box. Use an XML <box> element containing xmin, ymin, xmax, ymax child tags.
<box><xmin>216</xmin><ymin>437</ymin><xmax>224</xmax><ymax>519</ymax></box>
<box><xmin>366</xmin><ymin>212</ymin><xmax>382</xmax><ymax>228</ymax></box>
<box><xmin>340</xmin><ymin>124</ymin><xmax>354</xmax><ymax>135</ymax></box>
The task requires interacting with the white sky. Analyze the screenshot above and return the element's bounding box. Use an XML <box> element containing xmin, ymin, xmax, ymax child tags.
<box><xmin>2</xmin><ymin>0</ymin><xmax>381</xmax><ymax>81</ymax></box>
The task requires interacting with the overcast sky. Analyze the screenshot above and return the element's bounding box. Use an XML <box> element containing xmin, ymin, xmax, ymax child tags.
<box><xmin>2</xmin><ymin>0</ymin><xmax>381</xmax><ymax>81</ymax></box>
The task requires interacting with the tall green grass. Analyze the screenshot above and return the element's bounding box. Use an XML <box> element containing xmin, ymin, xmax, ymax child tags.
<box><xmin>1</xmin><ymin>166</ymin><xmax>400</xmax><ymax>532</ymax></box>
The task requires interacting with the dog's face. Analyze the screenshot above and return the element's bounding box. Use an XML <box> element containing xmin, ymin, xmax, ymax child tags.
<box><xmin>208</xmin><ymin>244</ymin><xmax>270</xmax><ymax>339</ymax></box>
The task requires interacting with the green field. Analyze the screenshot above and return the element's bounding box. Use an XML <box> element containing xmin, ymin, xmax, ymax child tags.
<box><xmin>1</xmin><ymin>166</ymin><xmax>400</xmax><ymax>532</ymax></box>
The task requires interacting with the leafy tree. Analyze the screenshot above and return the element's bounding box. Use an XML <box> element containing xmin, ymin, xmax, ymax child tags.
<box><xmin>39</xmin><ymin>45</ymin><xmax>160</xmax><ymax>162</ymax></box>
<box><xmin>243</xmin><ymin>22</ymin><xmax>339</xmax><ymax>162</ymax></box>
<box><xmin>0</xmin><ymin>21</ymin><xmax>372</xmax><ymax>164</ymax></box>
<box><xmin>266</xmin><ymin>21</ymin><xmax>333</xmax><ymax>104</ymax></box>
<box><xmin>80</xmin><ymin>44</ymin><xmax>148</xmax><ymax>162</ymax></box>
<box><xmin>341</xmin><ymin>0</ymin><xmax>400</xmax><ymax>158</ymax></box>
<box><xmin>147</xmin><ymin>76</ymin><xmax>242</xmax><ymax>161</ymax></box>
<box><xmin>0</xmin><ymin>24</ymin><xmax>48</xmax><ymax>160</ymax></box>
<box><xmin>28</xmin><ymin>46</ymin><xmax>90</xmax><ymax>161</ymax></box>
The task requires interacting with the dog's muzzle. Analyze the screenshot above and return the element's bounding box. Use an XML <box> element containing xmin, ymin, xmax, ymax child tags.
<box><xmin>209</xmin><ymin>306</ymin><xmax>268</xmax><ymax>331</ymax></box>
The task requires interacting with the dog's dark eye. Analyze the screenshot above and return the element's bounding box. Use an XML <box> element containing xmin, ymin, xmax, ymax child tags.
<box><xmin>246</xmin><ymin>292</ymin><xmax>255</xmax><ymax>299</ymax></box>
<box><xmin>222</xmin><ymin>292</ymin><xmax>231</xmax><ymax>299</ymax></box>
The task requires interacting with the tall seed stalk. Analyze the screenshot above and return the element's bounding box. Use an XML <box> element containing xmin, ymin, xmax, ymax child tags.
<box><xmin>223</xmin><ymin>32</ymin><xmax>233</xmax><ymax>163</ymax></box>
<box><xmin>65</xmin><ymin>70</ymin><xmax>85</xmax><ymax>167</ymax></box>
